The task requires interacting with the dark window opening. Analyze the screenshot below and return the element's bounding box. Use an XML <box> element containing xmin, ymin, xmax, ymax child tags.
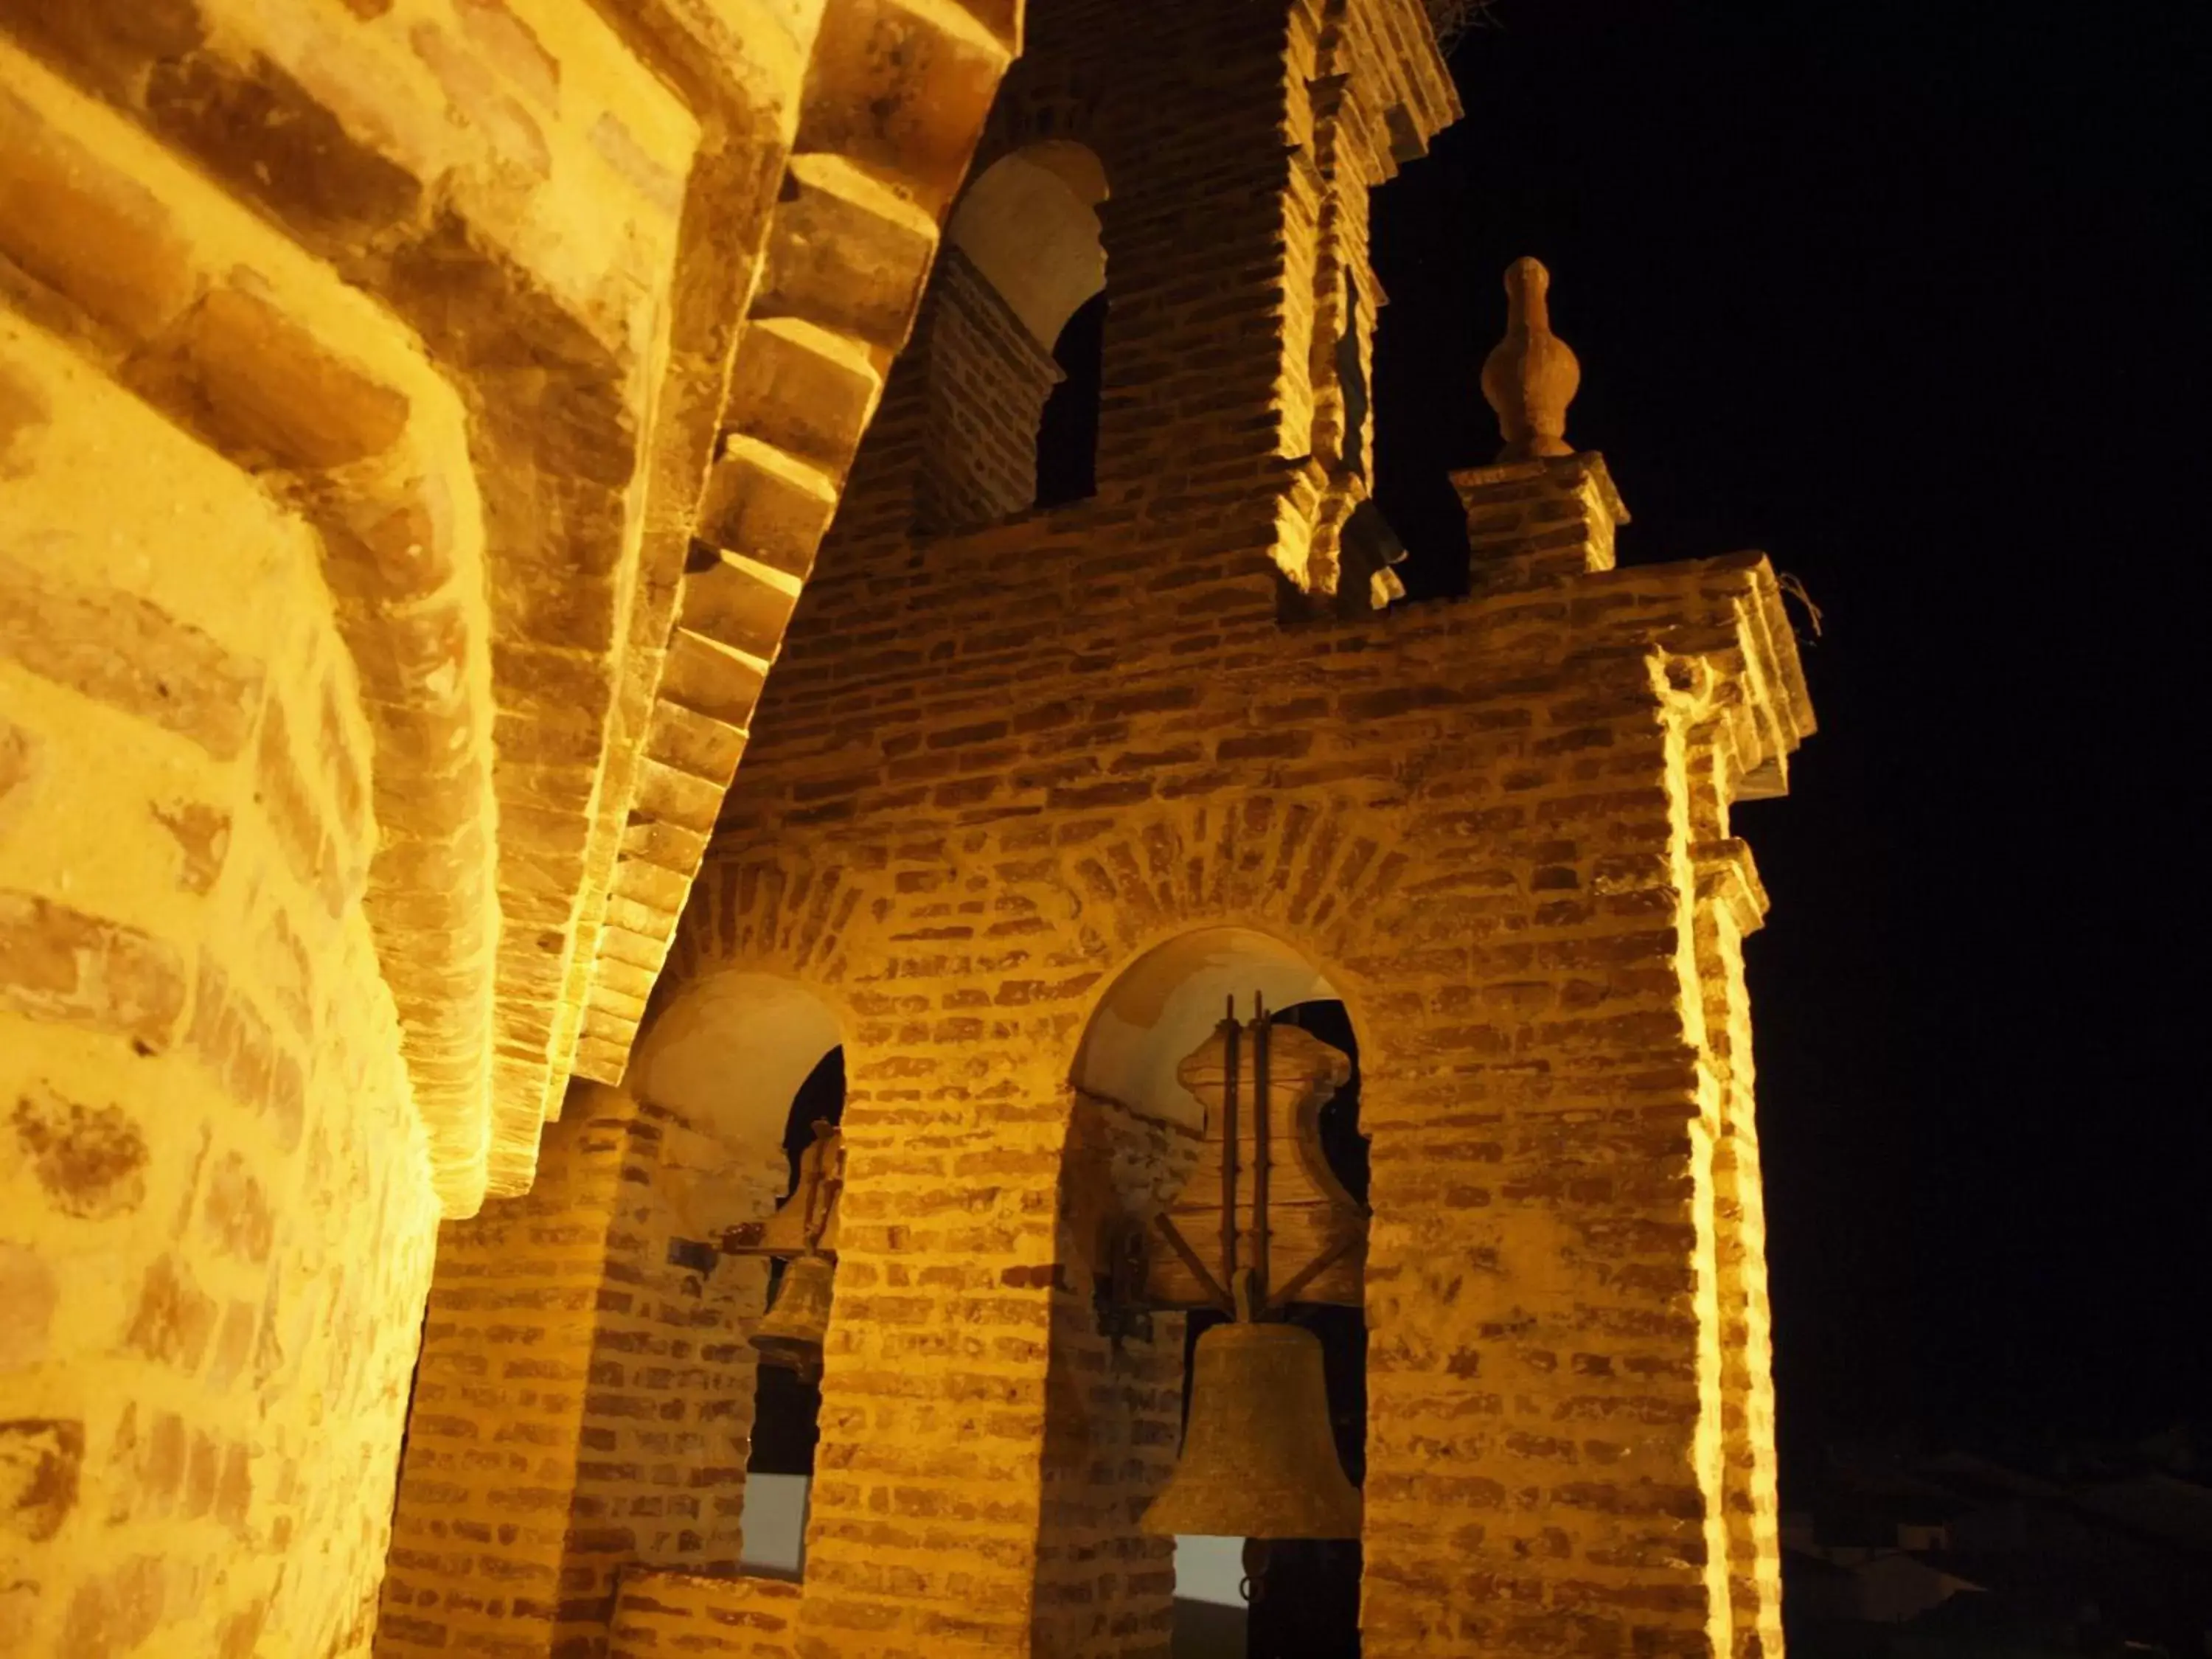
<box><xmin>1035</xmin><ymin>288</ymin><xmax>1105</xmax><ymax>509</ymax></box>
<box><xmin>777</xmin><ymin>1046</ymin><xmax>846</xmax><ymax>1206</ymax></box>
<box><xmin>747</xmin><ymin>1046</ymin><xmax>844</xmax><ymax>1484</ymax></box>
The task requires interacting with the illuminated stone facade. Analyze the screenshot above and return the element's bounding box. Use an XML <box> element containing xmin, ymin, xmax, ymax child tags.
<box><xmin>1</xmin><ymin>0</ymin><xmax>1012</xmax><ymax>1652</ymax></box>
<box><xmin>3</xmin><ymin>1</ymin><xmax>1808</xmax><ymax>1657</ymax></box>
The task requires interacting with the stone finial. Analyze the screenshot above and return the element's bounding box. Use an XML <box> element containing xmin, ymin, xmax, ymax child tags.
<box><xmin>1481</xmin><ymin>257</ymin><xmax>1580</xmax><ymax>461</ymax></box>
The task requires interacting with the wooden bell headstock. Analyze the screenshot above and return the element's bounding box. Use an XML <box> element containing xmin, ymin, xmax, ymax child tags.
<box><xmin>1142</xmin><ymin>998</ymin><xmax>1366</xmax><ymax>1314</ymax></box>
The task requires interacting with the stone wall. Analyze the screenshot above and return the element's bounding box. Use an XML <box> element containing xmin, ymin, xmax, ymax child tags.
<box><xmin>663</xmin><ymin>479</ymin><xmax>1807</xmax><ymax>1658</ymax></box>
<box><xmin>1</xmin><ymin>0</ymin><xmax>1017</xmax><ymax>1649</ymax></box>
<box><xmin>1</xmin><ymin>266</ymin><xmax>439</xmax><ymax>1655</ymax></box>
<box><xmin>1023</xmin><ymin>1093</ymin><xmax>1191</xmax><ymax>1658</ymax></box>
<box><xmin>608</xmin><ymin>5</ymin><xmax>1802</xmax><ymax>1650</ymax></box>
<box><xmin>609</xmin><ymin>1568</ymin><xmax>802</xmax><ymax>1658</ymax></box>
<box><xmin>378</xmin><ymin>1099</ymin><xmax>625</xmax><ymax>1656</ymax></box>
<box><xmin>364</xmin><ymin>1</ymin><xmax>1814</xmax><ymax>1655</ymax></box>
<box><xmin>567</xmin><ymin>1105</ymin><xmax>778</xmax><ymax>1638</ymax></box>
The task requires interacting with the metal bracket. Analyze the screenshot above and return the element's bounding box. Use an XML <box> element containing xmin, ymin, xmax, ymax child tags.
<box><xmin>1094</xmin><ymin>1215</ymin><xmax>1155</xmax><ymax>1346</ymax></box>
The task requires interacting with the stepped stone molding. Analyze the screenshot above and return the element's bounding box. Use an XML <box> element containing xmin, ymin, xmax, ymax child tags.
<box><xmin>569</xmin><ymin>0</ymin><xmax>1021</xmax><ymax>1092</ymax></box>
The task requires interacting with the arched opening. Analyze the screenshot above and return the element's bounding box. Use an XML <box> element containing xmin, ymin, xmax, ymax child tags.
<box><xmin>737</xmin><ymin>1045</ymin><xmax>844</xmax><ymax>1578</ymax></box>
<box><xmin>629</xmin><ymin>973</ymin><xmax>846</xmax><ymax>1582</ymax></box>
<box><xmin>1036</xmin><ymin>286</ymin><xmax>1105</xmax><ymax>508</ymax></box>
<box><xmin>1062</xmin><ymin>930</ymin><xmax>1370</xmax><ymax>1659</ymax></box>
<box><xmin>921</xmin><ymin>140</ymin><xmax>1108</xmax><ymax>530</ymax></box>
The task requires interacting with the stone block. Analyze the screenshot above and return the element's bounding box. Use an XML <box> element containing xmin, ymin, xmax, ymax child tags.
<box><xmin>0</xmin><ymin>1419</ymin><xmax>83</xmax><ymax>1544</ymax></box>
<box><xmin>0</xmin><ymin>552</ymin><xmax>262</xmax><ymax>762</ymax></box>
<box><xmin>678</xmin><ymin>551</ymin><xmax>803</xmax><ymax>664</ymax></box>
<box><xmin>655</xmin><ymin>633</ymin><xmax>768</xmax><ymax>751</ymax></box>
<box><xmin>724</xmin><ymin>316</ymin><xmax>883</xmax><ymax>475</ymax></box>
<box><xmin>0</xmin><ymin>889</ymin><xmax>188</xmax><ymax>1051</ymax></box>
<box><xmin>693</xmin><ymin>436</ymin><xmax>840</xmax><ymax>580</ymax></box>
<box><xmin>619</xmin><ymin>817</ymin><xmax>711</xmax><ymax>877</ymax></box>
<box><xmin>610</xmin><ymin>857</ymin><xmax>693</xmax><ymax>916</ymax></box>
<box><xmin>132</xmin><ymin>284</ymin><xmax>412</xmax><ymax>472</ymax></box>
<box><xmin>0</xmin><ymin>80</ymin><xmax>198</xmax><ymax>342</ymax></box>
<box><xmin>798</xmin><ymin>0</ymin><xmax>1011</xmax><ymax>214</ymax></box>
<box><xmin>754</xmin><ymin>153</ymin><xmax>941</xmax><ymax>350</ymax></box>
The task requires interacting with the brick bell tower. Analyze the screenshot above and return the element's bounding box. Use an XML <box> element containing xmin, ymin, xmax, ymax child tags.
<box><xmin>382</xmin><ymin>3</ymin><xmax>1811</xmax><ymax>1658</ymax></box>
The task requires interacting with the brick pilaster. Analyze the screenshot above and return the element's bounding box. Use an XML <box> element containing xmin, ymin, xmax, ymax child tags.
<box><xmin>1453</xmin><ymin>451</ymin><xmax>1630</xmax><ymax>592</ymax></box>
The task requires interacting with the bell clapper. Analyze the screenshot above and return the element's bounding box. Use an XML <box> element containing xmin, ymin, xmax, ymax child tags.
<box><xmin>1240</xmin><ymin>1537</ymin><xmax>1273</xmax><ymax>1607</ymax></box>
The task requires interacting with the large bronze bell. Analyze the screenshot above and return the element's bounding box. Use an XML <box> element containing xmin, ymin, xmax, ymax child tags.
<box><xmin>1138</xmin><ymin>1314</ymin><xmax>1361</xmax><ymax>1540</ymax></box>
<box><xmin>751</xmin><ymin>1252</ymin><xmax>835</xmax><ymax>1382</ymax></box>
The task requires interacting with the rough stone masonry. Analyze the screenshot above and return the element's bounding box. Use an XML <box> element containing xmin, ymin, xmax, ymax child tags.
<box><xmin>1</xmin><ymin>0</ymin><xmax>1014</xmax><ymax>1652</ymax></box>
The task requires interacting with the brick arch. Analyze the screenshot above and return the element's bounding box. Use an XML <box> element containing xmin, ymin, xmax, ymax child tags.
<box><xmin>1051</xmin><ymin>805</ymin><xmax>1411</xmax><ymax>995</ymax></box>
<box><xmin>630</xmin><ymin>966</ymin><xmax>846</xmax><ymax>1155</ymax></box>
<box><xmin>1030</xmin><ymin>918</ymin><xmax>1379</xmax><ymax>1658</ymax></box>
<box><xmin>945</xmin><ymin>142</ymin><xmax>1107</xmax><ymax>352</ymax></box>
<box><xmin>970</xmin><ymin>57</ymin><xmax>1115</xmax><ymax>184</ymax></box>
<box><xmin>661</xmin><ymin>849</ymin><xmax>874</xmax><ymax>997</ymax></box>
<box><xmin>661</xmin><ymin>821</ymin><xmax>1413</xmax><ymax>1655</ymax></box>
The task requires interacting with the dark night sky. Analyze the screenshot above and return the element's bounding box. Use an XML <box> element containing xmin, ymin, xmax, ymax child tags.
<box><xmin>1366</xmin><ymin>1</ymin><xmax>2210</xmax><ymax>1479</ymax></box>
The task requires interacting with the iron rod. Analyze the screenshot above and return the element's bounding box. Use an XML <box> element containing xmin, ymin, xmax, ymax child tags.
<box><xmin>1220</xmin><ymin>995</ymin><xmax>1239</xmax><ymax>1298</ymax></box>
<box><xmin>1152</xmin><ymin>1214</ymin><xmax>1234</xmax><ymax>1314</ymax></box>
<box><xmin>1252</xmin><ymin>993</ymin><xmax>1271</xmax><ymax>1309</ymax></box>
<box><xmin>1262</xmin><ymin>1234</ymin><xmax>1356</xmax><ymax>1315</ymax></box>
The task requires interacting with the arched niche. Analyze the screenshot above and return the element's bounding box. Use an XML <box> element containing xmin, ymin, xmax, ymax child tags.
<box><xmin>921</xmin><ymin>140</ymin><xmax>1110</xmax><ymax>528</ymax></box>
<box><xmin>625</xmin><ymin>971</ymin><xmax>847</xmax><ymax>1580</ymax></box>
<box><xmin>1037</xmin><ymin>928</ymin><xmax>1364</xmax><ymax>1656</ymax></box>
<box><xmin>1073</xmin><ymin>926</ymin><xmax>1340</xmax><ymax>1132</ymax></box>
<box><xmin>945</xmin><ymin>139</ymin><xmax>1109</xmax><ymax>349</ymax></box>
<box><xmin>632</xmin><ymin>970</ymin><xmax>844</xmax><ymax>1156</ymax></box>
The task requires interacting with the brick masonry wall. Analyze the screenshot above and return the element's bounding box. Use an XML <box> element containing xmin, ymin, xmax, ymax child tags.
<box><xmin>1023</xmin><ymin>1093</ymin><xmax>1190</xmax><ymax>1658</ymax></box>
<box><xmin>378</xmin><ymin>1086</ymin><xmax>781</xmax><ymax>1659</ymax></box>
<box><xmin>813</xmin><ymin>0</ymin><xmax>1313</xmax><ymax>573</ymax></box>
<box><xmin>634</xmin><ymin>3</ymin><xmax>1806</xmax><ymax>1638</ymax></box>
<box><xmin>608</xmin><ymin>1568</ymin><xmax>802</xmax><ymax>1658</ymax></box>
<box><xmin>1</xmin><ymin>0</ymin><xmax>1018</xmax><ymax>1649</ymax></box>
<box><xmin>666</xmin><ymin>504</ymin><xmax>1808</xmax><ymax>1658</ymax></box>
<box><xmin>565</xmin><ymin>1102</ymin><xmax>779</xmax><ymax>1644</ymax></box>
<box><xmin>379</xmin><ymin>1092</ymin><xmax>630</xmax><ymax>1658</ymax></box>
<box><xmin>381</xmin><ymin>2</ymin><xmax>1805</xmax><ymax>1655</ymax></box>
<box><xmin>919</xmin><ymin>246</ymin><xmax>1067</xmax><ymax>535</ymax></box>
<box><xmin>1696</xmin><ymin>852</ymin><xmax>1785</xmax><ymax>1659</ymax></box>
<box><xmin>0</xmin><ymin>301</ymin><xmax>440</xmax><ymax>1655</ymax></box>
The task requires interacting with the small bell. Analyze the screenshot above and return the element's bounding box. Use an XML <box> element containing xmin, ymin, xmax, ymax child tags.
<box><xmin>1138</xmin><ymin>1315</ymin><xmax>1361</xmax><ymax>1541</ymax></box>
<box><xmin>721</xmin><ymin>1121</ymin><xmax>844</xmax><ymax>1258</ymax></box>
<box><xmin>751</xmin><ymin>1252</ymin><xmax>835</xmax><ymax>1382</ymax></box>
